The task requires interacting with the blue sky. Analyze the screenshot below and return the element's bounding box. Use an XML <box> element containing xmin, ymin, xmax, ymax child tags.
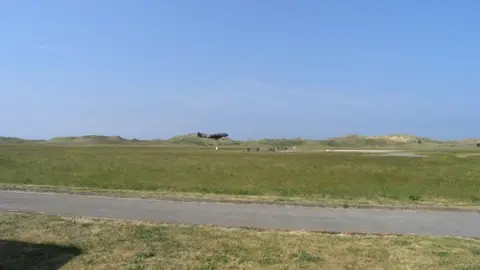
<box><xmin>1</xmin><ymin>0</ymin><xmax>479</xmax><ymax>140</ymax></box>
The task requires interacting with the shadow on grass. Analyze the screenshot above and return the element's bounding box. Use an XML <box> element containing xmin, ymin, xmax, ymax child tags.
<box><xmin>0</xmin><ymin>240</ymin><xmax>82</xmax><ymax>270</ymax></box>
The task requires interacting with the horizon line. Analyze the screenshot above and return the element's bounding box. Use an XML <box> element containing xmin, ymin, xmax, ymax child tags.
<box><xmin>1</xmin><ymin>133</ymin><xmax>479</xmax><ymax>142</ymax></box>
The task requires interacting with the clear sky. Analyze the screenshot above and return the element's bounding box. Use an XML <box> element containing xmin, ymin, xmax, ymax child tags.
<box><xmin>1</xmin><ymin>0</ymin><xmax>479</xmax><ymax>140</ymax></box>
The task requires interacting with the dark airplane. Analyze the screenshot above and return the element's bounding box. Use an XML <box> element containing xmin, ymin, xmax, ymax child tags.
<box><xmin>197</xmin><ymin>132</ymin><xmax>229</xmax><ymax>140</ymax></box>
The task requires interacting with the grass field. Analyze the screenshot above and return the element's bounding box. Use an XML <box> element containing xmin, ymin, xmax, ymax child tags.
<box><xmin>1</xmin><ymin>144</ymin><xmax>479</xmax><ymax>207</ymax></box>
<box><xmin>1</xmin><ymin>212</ymin><xmax>479</xmax><ymax>270</ymax></box>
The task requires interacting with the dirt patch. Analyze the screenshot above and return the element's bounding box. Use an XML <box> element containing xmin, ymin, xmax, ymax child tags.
<box><xmin>322</xmin><ymin>149</ymin><xmax>427</xmax><ymax>157</ymax></box>
<box><xmin>322</xmin><ymin>149</ymin><xmax>404</xmax><ymax>153</ymax></box>
<box><xmin>456</xmin><ymin>153</ymin><xmax>480</xmax><ymax>158</ymax></box>
<box><xmin>369</xmin><ymin>152</ymin><xmax>428</xmax><ymax>158</ymax></box>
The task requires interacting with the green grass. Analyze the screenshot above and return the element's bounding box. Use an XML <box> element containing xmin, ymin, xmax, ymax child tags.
<box><xmin>1</xmin><ymin>144</ymin><xmax>480</xmax><ymax>206</ymax></box>
<box><xmin>1</xmin><ymin>212</ymin><xmax>479</xmax><ymax>269</ymax></box>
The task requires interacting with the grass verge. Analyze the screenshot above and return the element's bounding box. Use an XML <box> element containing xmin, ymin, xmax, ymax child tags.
<box><xmin>1</xmin><ymin>145</ymin><xmax>480</xmax><ymax>208</ymax></box>
<box><xmin>1</xmin><ymin>183</ymin><xmax>479</xmax><ymax>212</ymax></box>
<box><xmin>1</xmin><ymin>212</ymin><xmax>479</xmax><ymax>270</ymax></box>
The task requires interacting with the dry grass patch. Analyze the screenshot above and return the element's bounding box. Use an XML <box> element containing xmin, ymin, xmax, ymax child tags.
<box><xmin>1</xmin><ymin>212</ymin><xmax>479</xmax><ymax>269</ymax></box>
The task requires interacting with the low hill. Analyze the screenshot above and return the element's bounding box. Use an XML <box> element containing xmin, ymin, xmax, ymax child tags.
<box><xmin>48</xmin><ymin>135</ymin><xmax>130</xmax><ymax>144</ymax></box>
<box><xmin>0</xmin><ymin>137</ymin><xmax>47</xmax><ymax>144</ymax></box>
<box><xmin>320</xmin><ymin>134</ymin><xmax>444</xmax><ymax>147</ymax></box>
<box><xmin>366</xmin><ymin>134</ymin><xmax>441</xmax><ymax>143</ymax></box>
<box><xmin>0</xmin><ymin>136</ymin><xmax>24</xmax><ymax>142</ymax></box>
<box><xmin>1</xmin><ymin>133</ymin><xmax>478</xmax><ymax>148</ymax></box>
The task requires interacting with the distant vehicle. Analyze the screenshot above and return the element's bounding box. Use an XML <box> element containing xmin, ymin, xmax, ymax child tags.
<box><xmin>197</xmin><ymin>132</ymin><xmax>229</xmax><ymax>140</ymax></box>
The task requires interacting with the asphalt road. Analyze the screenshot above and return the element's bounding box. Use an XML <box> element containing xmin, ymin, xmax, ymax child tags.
<box><xmin>1</xmin><ymin>190</ymin><xmax>479</xmax><ymax>237</ymax></box>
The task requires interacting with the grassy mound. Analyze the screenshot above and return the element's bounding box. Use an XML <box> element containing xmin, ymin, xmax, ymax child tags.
<box><xmin>1</xmin><ymin>133</ymin><xmax>478</xmax><ymax>149</ymax></box>
<box><xmin>317</xmin><ymin>134</ymin><xmax>446</xmax><ymax>147</ymax></box>
<box><xmin>0</xmin><ymin>137</ymin><xmax>43</xmax><ymax>144</ymax></box>
<box><xmin>48</xmin><ymin>135</ymin><xmax>129</xmax><ymax>144</ymax></box>
<box><xmin>0</xmin><ymin>136</ymin><xmax>23</xmax><ymax>141</ymax></box>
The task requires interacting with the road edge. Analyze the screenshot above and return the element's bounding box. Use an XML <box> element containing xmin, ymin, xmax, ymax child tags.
<box><xmin>1</xmin><ymin>185</ymin><xmax>478</xmax><ymax>213</ymax></box>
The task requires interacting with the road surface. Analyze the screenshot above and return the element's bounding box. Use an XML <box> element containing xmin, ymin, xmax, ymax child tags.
<box><xmin>1</xmin><ymin>190</ymin><xmax>479</xmax><ymax>237</ymax></box>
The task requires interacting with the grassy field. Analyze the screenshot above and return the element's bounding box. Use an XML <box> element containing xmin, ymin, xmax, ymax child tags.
<box><xmin>1</xmin><ymin>144</ymin><xmax>479</xmax><ymax>207</ymax></box>
<box><xmin>1</xmin><ymin>212</ymin><xmax>479</xmax><ymax>270</ymax></box>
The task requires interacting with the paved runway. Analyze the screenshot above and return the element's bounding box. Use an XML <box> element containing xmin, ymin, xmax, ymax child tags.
<box><xmin>1</xmin><ymin>190</ymin><xmax>478</xmax><ymax>237</ymax></box>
